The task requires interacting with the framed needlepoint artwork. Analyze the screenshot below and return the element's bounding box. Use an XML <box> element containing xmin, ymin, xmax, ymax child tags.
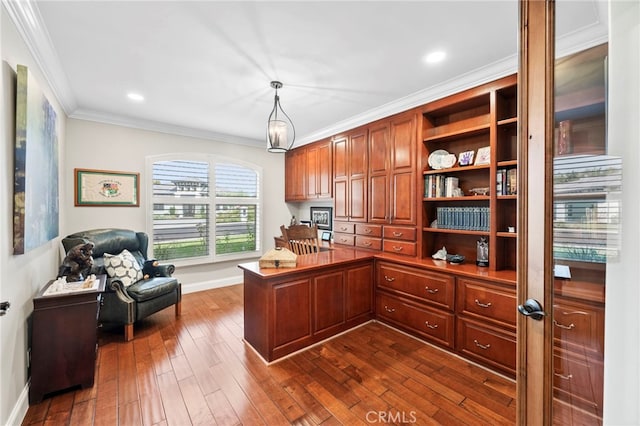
<box><xmin>75</xmin><ymin>168</ymin><xmax>140</xmax><ymax>207</ymax></box>
<box><xmin>474</xmin><ymin>146</ymin><xmax>491</xmax><ymax>166</ymax></box>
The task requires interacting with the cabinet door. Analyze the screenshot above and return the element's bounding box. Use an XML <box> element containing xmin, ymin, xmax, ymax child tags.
<box><xmin>273</xmin><ymin>279</ymin><xmax>312</xmax><ymax>349</ymax></box>
<box><xmin>349</xmin><ymin>129</ymin><xmax>368</xmax><ymax>222</ymax></box>
<box><xmin>306</xmin><ymin>144</ymin><xmax>319</xmax><ymax>198</ymax></box>
<box><xmin>368</xmin><ymin>122</ymin><xmax>390</xmax><ymax>223</ymax></box>
<box><xmin>389</xmin><ymin>112</ymin><xmax>417</xmax><ymax>225</ymax></box>
<box><xmin>313</xmin><ymin>272</ymin><xmax>345</xmax><ymax>334</ymax></box>
<box><xmin>333</xmin><ymin>135</ymin><xmax>349</xmax><ymax>220</ymax></box>
<box><xmin>346</xmin><ymin>264</ymin><xmax>374</xmax><ymax>321</ymax></box>
<box><xmin>317</xmin><ymin>140</ymin><xmax>333</xmax><ymax>198</ymax></box>
<box><xmin>285</xmin><ymin>148</ymin><xmax>306</xmax><ymax>201</ymax></box>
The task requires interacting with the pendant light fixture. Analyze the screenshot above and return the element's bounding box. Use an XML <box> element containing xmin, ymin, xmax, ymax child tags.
<box><xmin>267</xmin><ymin>81</ymin><xmax>295</xmax><ymax>152</ymax></box>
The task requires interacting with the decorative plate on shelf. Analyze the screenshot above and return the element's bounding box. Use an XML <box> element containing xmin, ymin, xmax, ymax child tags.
<box><xmin>428</xmin><ymin>150</ymin><xmax>457</xmax><ymax>170</ymax></box>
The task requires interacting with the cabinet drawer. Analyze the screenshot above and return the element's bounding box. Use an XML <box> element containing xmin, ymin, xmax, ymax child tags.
<box><xmin>553</xmin><ymin>298</ymin><xmax>604</xmax><ymax>356</ymax></box>
<box><xmin>383</xmin><ymin>226</ymin><xmax>417</xmax><ymax>242</ymax></box>
<box><xmin>355</xmin><ymin>223</ymin><xmax>382</xmax><ymax>237</ymax></box>
<box><xmin>382</xmin><ymin>240</ymin><xmax>417</xmax><ymax>256</ymax></box>
<box><xmin>333</xmin><ymin>233</ymin><xmax>355</xmax><ymax>246</ymax></box>
<box><xmin>377</xmin><ymin>262</ymin><xmax>454</xmax><ymax>311</ymax></box>
<box><xmin>456</xmin><ymin>317</ymin><xmax>516</xmax><ymax>376</ymax></box>
<box><xmin>457</xmin><ymin>278</ymin><xmax>516</xmax><ymax>328</ymax></box>
<box><xmin>377</xmin><ymin>292</ymin><xmax>454</xmax><ymax>349</ymax></box>
<box><xmin>334</xmin><ymin>222</ymin><xmax>355</xmax><ymax>234</ymax></box>
<box><xmin>553</xmin><ymin>347</ymin><xmax>603</xmax><ymax>417</ymax></box>
<box><xmin>355</xmin><ymin>235</ymin><xmax>382</xmax><ymax>250</ymax></box>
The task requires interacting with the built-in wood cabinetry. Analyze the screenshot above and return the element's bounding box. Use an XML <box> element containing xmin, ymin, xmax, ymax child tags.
<box><xmin>333</xmin><ymin>127</ymin><xmax>368</xmax><ymax>223</ymax></box>
<box><xmin>284</xmin><ymin>138</ymin><xmax>332</xmax><ymax>201</ymax></box>
<box><xmin>420</xmin><ymin>74</ymin><xmax>518</xmax><ymax>271</ymax></box>
<box><xmin>243</xmin><ymin>259</ymin><xmax>373</xmax><ymax>362</ymax></box>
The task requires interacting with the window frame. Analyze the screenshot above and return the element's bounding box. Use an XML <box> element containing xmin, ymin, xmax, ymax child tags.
<box><xmin>146</xmin><ymin>153</ymin><xmax>263</xmax><ymax>266</ymax></box>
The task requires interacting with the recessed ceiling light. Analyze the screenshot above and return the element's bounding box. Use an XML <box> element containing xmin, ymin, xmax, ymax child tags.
<box><xmin>127</xmin><ymin>92</ymin><xmax>145</xmax><ymax>102</ymax></box>
<box><xmin>424</xmin><ymin>51</ymin><xmax>446</xmax><ymax>64</ymax></box>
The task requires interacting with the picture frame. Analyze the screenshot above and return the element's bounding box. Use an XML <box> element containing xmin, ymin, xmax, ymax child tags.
<box><xmin>75</xmin><ymin>168</ymin><xmax>140</xmax><ymax>207</ymax></box>
<box><xmin>321</xmin><ymin>231</ymin><xmax>332</xmax><ymax>242</ymax></box>
<box><xmin>458</xmin><ymin>150</ymin><xmax>475</xmax><ymax>166</ymax></box>
<box><xmin>474</xmin><ymin>146</ymin><xmax>491</xmax><ymax>166</ymax></box>
<box><xmin>310</xmin><ymin>206</ymin><xmax>333</xmax><ymax>230</ymax></box>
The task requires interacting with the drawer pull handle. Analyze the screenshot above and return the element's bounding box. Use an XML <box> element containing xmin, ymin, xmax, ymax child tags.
<box><xmin>363</xmin><ymin>241</ymin><xmax>372</xmax><ymax>247</ymax></box>
<box><xmin>425</xmin><ymin>286</ymin><xmax>439</xmax><ymax>294</ymax></box>
<box><xmin>384</xmin><ymin>305</ymin><xmax>395</xmax><ymax>313</ymax></box>
<box><xmin>425</xmin><ymin>321</ymin><xmax>438</xmax><ymax>329</ymax></box>
<box><xmin>554</xmin><ymin>372</ymin><xmax>573</xmax><ymax>381</ymax></box>
<box><xmin>553</xmin><ymin>320</ymin><xmax>575</xmax><ymax>330</ymax></box>
<box><xmin>364</xmin><ymin>228</ymin><xmax>372</xmax><ymax>234</ymax></box>
<box><xmin>340</xmin><ymin>226</ymin><xmax>348</xmax><ymax>231</ymax></box>
<box><xmin>473</xmin><ymin>339</ymin><xmax>491</xmax><ymax>350</ymax></box>
<box><xmin>474</xmin><ymin>299</ymin><xmax>492</xmax><ymax>308</ymax></box>
<box><xmin>393</xmin><ymin>232</ymin><xmax>403</xmax><ymax>237</ymax></box>
<box><xmin>393</xmin><ymin>246</ymin><xmax>404</xmax><ymax>252</ymax></box>
<box><xmin>384</xmin><ymin>275</ymin><xmax>395</xmax><ymax>282</ymax></box>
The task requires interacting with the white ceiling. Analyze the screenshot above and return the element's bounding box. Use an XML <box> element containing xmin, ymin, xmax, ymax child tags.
<box><xmin>5</xmin><ymin>1</ymin><xmax>608</xmax><ymax>148</ymax></box>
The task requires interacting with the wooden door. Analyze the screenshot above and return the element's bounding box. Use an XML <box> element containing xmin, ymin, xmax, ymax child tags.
<box><xmin>348</xmin><ymin>128</ymin><xmax>368</xmax><ymax>222</ymax></box>
<box><xmin>368</xmin><ymin>120</ymin><xmax>390</xmax><ymax>223</ymax></box>
<box><xmin>333</xmin><ymin>135</ymin><xmax>349</xmax><ymax>221</ymax></box>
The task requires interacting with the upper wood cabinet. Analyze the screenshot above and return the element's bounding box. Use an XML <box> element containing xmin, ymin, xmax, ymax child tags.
<box><xmin>333</xmin><ymin>127</ymin><xmax>368</xmax><ymax>222</ymax></box>
<box><xmin>284</xmin><ymin>139</ymin><xmax>332</xmax><ymax>201</ymax></box>
<box><xmin>368</xmin><ymin>111</ymin><xmax>418</xmax><ymax>226</ymax></box>
<box><xmin>306</xmin><ymin>139</ymin><xmax>333</xmax><ymax>199</ymax></box>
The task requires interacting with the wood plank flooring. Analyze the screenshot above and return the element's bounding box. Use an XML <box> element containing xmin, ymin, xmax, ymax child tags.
<box><xmin>22</xmin><ymin>284</ymin><xmax>516</xmax><ymax>425</ymax></box>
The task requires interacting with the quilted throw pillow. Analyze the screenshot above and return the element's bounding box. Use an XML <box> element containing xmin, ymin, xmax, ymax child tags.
<box><xmin>104</xmin><ymin>249</ymin><xmax>143</xmax><ymax>287</ymax></box>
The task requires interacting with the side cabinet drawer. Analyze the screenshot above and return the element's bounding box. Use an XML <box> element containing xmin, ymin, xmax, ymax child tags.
<box><xmin>355</xmin><ymin>235</ymin><xmax>382</xmax><ymax>250</ymax></box>
<box><xmin>377</xmin><ymin>292</ymin><xmax>454</xmax><ymax>349</ymax></box>
<box><xmin>456</xmin><ymin>317</ymin><xmax>516</xmax><ymax>376</ymax></box>
<box><xmin>383</xmin><ymin>226</ymin><xmax>416</xmax><ymax>242</ymax></box>
<box><xmin>457</xmin><ymin>278</ymin><xmax>516</xmax><ymax>328</ymax></box>
<box><xmin>382</xmin><ymin>240</ymin><xmax>417</xmax><ymax>257</ymax></box>
<box><xmin>355</xmin><ymin>223</ymin><xmax>382</xmax><ymax>237</ymax></box>
<box><xmin>376</xmin><ymin>262</ymin><xmax>454</xmax><ymax>311</ymax></box>
<box><xmin>334</xmin><ymin>222</ymin><xmax>355</xmax><ymax>234</ymax></box>
<box><xmin>553</xmin><ymin>298</ymin><xmax>604</xmax><ymax>356</ymax></box>
<box><xmin>333</xmin><ymin>233</ymin><xmax>355</xmax><ymax>246</ymax></box>
<box><xmin>553</xmin><ymin>347</ymin><xmax>603</xmax><ymax>418</ymax></box>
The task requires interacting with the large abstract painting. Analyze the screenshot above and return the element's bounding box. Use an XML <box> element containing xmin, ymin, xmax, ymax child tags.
<box><xmin>13</xmin><ymin>64</ymin><xmax>59</xmax><ymax>254</ymax></box>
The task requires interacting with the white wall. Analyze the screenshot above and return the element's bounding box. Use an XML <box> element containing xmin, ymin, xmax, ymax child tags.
<box><xmin>1</xmin><ymin>5</ymin><xmax>67</xmax><ymax>424</ymax></box>
<box><xmin>64</xmin><ymin>115</ymin><xmax>292</xmax><ymax>293</ymax></box>
<box><xmin>603</xmin><ymin>0</ymin><xmax>640</xmax><ymax>424</ymax></box>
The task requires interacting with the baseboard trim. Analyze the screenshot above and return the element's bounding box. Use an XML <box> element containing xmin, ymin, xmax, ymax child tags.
<box><xmin>7</xmin><ymin>382</ymin><xmax>29</xmax><ymax>426</ymax></box>
<box><xmin>181</xmin><ymin>275</ymin><xmax>243</xmax><ymax>294</ymax></box>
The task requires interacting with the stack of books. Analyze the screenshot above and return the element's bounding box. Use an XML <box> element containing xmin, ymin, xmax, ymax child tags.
<box><xmin>425</xmin><ymin>175</ymin><xmax>460</xmax><ymax>198</ymax></box>
<box><xmin>435</xmin><ymin>207</ymin><xmax>490</xmax><ymax>231</ymax></box>
<box><xmin>496</xmin><ymin>168</ymin><xmax>517</xmax><ymax>195</ymax></box>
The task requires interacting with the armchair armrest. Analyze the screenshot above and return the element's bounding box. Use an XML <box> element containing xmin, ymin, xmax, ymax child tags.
<box><xmin>143</xmin><ymin>259</ymin><xmax>175</xmax><ymax>277</ymax></box>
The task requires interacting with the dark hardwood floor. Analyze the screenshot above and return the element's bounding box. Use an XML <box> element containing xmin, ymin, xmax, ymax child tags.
<box><xmin>22</xmin><ymin>284</ymin><xmax>516</xmax><ymax>425</ymax></box>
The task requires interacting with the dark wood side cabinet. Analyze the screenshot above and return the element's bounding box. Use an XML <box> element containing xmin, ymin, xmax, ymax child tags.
<box><xmin>29</xmin><ymin>275</ymin><xmax>106</xmax><ymax>403</ymax></box>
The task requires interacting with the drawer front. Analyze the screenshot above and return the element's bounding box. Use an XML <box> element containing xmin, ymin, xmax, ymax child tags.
<box><xmin>377</xmin><ymin>292</ymin><xmax>454</xmax><ymax>348</ymax></box>
<box><xmin>553</xmin><ymin>298</ymin><xmax>604</xmax><ymax>356</ymax></box>
<box><xmin>456</xmin><ymin>317</ymin><xmax>516</xmax><ymax>376</ymax></box>
<box><xmin>333</xmin><ymin>233</ymin><xmax>355</xmax><ymax>246</ymax></box>
<box><xmin>457</xmin><ymin>278</ymin><xmax>516</xmax><ymax>328</ymax></box>
<box><xmin>334</xmin><ymin>222</ymin><xmax>355</xmax><ymax>234</ymax></box>
<box><xmin>382</xmin><ymin>240</ymin><xmax>417</xmax><ymax>257</ymax></box>
<box><xmin>554</xmin><ymin>348</ymin><xmax>603</xmax><ymax>417</ymax></box>
<box><xmin>377</xmin><ymin>262</ymin><xmax>454</xmax><ymax>311</ymax></box>
<box><xmin>383</xmin><ymin>226</ymin><xmax>417</xmax><ymax>242</ymax></box>
<box><xmin>355</xmin><ymin>235</ymin><xmax>382</xmax><ymax>250</ymax></box>
<box><xmin>355</xmin><ymin>223</ymin><xmax>383</xmax><ymax>237</ymax></box>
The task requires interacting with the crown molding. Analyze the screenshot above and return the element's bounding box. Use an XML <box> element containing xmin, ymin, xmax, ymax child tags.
<box><xmin>2</xmin><ymin>0</ymin><xmax>76</xmax><ymax>114</ymax></box>
<box><xmin>69</xmin><ymin>109</ymin><xmax>264</xmax><ymax>148</ymax></box>
<box><xmin>296</xmin><ymin>54</ymin><xmax>518</xmax><ymax>145</ymax></box>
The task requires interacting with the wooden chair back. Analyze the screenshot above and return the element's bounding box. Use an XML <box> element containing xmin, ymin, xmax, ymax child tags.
<box><xmin>280</xmin><ymin>224</ymin><xmax>320</xmax><ymax>255</ymax></box>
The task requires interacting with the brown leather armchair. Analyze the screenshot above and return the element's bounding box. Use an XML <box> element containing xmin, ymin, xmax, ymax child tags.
<box><xmin>61</xmin><ymin>228</ymin><xmax>181</xmax><ymax>341</ymax></box>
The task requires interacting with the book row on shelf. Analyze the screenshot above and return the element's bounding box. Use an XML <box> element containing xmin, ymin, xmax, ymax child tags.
<box><xmin>435</xmin><ymin>206</ymin><xmax>490</xmax><ymax>232</ymax></box>
<box><xmin>497</xmin><ymin>168</ymin><xmax>517</xmax><ymax>195</ymax></box>
<box><xmin>424</xmin><ymin>175</ymin><xmax>460</xmax><ymax>198</ymax></box>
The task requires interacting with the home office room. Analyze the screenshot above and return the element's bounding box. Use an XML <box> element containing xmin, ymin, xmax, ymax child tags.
<box><xmin>1</xmin><ymin>1</ymin><xmax>639</xmax><ymax>425</ymax></box>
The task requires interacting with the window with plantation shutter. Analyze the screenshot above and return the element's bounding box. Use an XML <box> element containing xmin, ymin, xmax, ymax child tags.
<box><xmin>148</xmin><ymin>154</ymin><xmax>261</xmax><ymax>263</ymax></box>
